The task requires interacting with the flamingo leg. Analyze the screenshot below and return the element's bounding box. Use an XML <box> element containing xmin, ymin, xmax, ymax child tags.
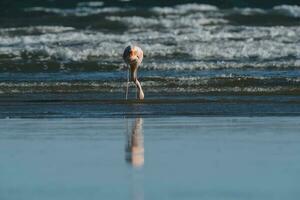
<box><xmin>134</xmin><ymin>79</ymin><xmax>144</xmax><ymax>100</ymax></box>
<box><xmin>130</xmin><ymin>64</ymin><xmax>144</xmax><ymax>100</ymax></box>
<box><xmin>125</xmin><ymin>64</ymin><xmax>130</xmax><ymax>100</ymax></box>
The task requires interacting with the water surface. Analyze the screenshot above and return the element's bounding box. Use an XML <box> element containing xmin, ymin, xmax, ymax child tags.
<box><xmin>0</xmin><ymin>1</ymin><xmax>300</xmax><ymax>112</ymax></box>
<box><xmin>0</xmin><ymin>117</ymin><xmax>299</xmax><ymax>200</ymax></box>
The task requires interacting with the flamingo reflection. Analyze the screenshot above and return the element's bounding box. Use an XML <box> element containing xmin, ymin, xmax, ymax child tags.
<box><xmin>125</xmin><ymin>118</ymin><xmax>144</xmax><ymax>168</ymax></box>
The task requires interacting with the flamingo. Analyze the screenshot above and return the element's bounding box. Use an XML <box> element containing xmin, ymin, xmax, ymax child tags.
<box><xmin>123</xmin><ymin>45</ymin><xmax>144</xmax><ymax>100</ymax></box>
<box><xmin>125</xmin><ymin>118</ymin><xmax>144</xmax><ymax>167</ymax></box>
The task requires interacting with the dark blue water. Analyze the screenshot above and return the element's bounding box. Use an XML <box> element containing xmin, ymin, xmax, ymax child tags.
<box><xmin>0</xmin><ymin>0</ymin><xmax>300</xmax><ymax>117</ymax></box>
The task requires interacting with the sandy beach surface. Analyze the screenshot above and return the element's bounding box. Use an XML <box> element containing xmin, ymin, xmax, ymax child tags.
<box><xmin>0</xmin><ymin>116</ymin><xmax>299</xmax><ymax>200</ymax></box>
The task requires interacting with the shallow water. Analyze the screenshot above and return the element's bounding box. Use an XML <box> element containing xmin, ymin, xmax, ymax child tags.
<box><xmin>0</xmin><ymin>117</ymin><xmax>299</xmax><ymax>200</ymax></box>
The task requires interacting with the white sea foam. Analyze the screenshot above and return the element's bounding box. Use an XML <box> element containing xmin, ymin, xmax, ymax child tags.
<box><xmin>152</xmin><ymin>4</ymin><xmax>218</xmax><ymax>15</ymax></box>
<box><xmin>273</xmin><ymin>5</ymin><xmax>300</xmax><ymax>18</ymax></box>
<box><xmin>1</xmin><ymin>25</ymin><xmax>300</xmax><ymax>65</ymax></box>
<box><xmin>3</xmin><ymin>4</ymin><xmax>300</xmax><ymax>68</ymax></box>
<box><xmin>0</xmin><ymin>78</ymin><xmax>296</xmax><ymax>94</ymax></box>
<box><xmin>190</xmin><ymin>39</ymin><xmax>300</xmax><ymax>60</ymax></box>
<box><xmin>24</xmin><ymin>4</ymin><xmax>300</xmax><ymax>18</ymax></box>
<box><xmin>25</xmin><ymin>6</ymin><xmax>126</xmax><ymax>16</ymax></box>
<box><xmin>143</xmin><ymin>60</ymin><xmax>300</xmax><ymax>71</ymax></box>
<box><xmin>233</xmin><ymin>7</ymin><xmax>265</xmax><ymax>15</ymax></box>
<box><xmin>77</xmin><ymin>1</ymin><xmax>104</xmax><ymax>7</ymax></box>
<box><xmin>107</xmin><ymin>14</ymin><xmax>227</xmax><ymax>29</ymax></box>
<box><xmin>25</xmin><ymin>3</ymin><xmax>219</xmax><ymax>17</ymax></box>
<box><xmin>232</xmin><ymin>5</ymin><xmax>300</xmax><ymax>18</ymax></box>
<box><xmin>0</xmin><ymin>26</ymin><xmax>74</xmax><ymax>35</ymax></box>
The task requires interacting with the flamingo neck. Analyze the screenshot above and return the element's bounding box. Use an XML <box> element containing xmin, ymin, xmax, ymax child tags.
<box><xmin>130</xmin><ymin>63</ymin><xmax>138</xmax><ymax>68</ymax></box>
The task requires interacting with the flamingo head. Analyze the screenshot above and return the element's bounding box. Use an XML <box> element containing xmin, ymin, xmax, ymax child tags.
<box><xmin>123</xmin><ymin>45</ymin><xmax>143</xmax><ymax>66</ymax></box>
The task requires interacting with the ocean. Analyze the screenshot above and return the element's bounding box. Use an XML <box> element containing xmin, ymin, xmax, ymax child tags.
<box><xmin>0</xmin><ymin>0</ymin><xmax>300</xmax><ymax>117</ymax></box>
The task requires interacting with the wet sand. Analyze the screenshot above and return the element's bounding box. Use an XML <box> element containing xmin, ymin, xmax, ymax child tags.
<box><xmin>0</xmin><ymin>117</ymin><xmax>299</xmax><ymax>200</ymax></box>
<box><xmin>1</xmin><ymin>95</ymin><xmax>300</xmax><ymax>118</ymax></box>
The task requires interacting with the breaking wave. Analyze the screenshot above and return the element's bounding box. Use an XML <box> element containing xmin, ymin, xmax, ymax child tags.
<box><xmin>0</xmin><ymin>24</ymin><xmax>299</xmax><ymax>70</ymax></box>
<box><xmin>273</xmin><ymin>5</ymin><xmax>300</xmax><ymax>18</ymax></box>
<box><xmin>0</xmin><ymin>76</ymin><xmax>300</xmax><ymax>95</ymax></box>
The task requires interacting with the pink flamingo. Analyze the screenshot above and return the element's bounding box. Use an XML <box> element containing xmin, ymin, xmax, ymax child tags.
<box><xmin>123</xmin><ymin>45</ymin><xmax>144</xmax><ymax>100</ymax></box>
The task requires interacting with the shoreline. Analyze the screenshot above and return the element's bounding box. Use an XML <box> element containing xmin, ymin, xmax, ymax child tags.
<box><xmin>1</xmin><ymin>96</ymin><xmax>300</xmax><ymax>118</ymax></box>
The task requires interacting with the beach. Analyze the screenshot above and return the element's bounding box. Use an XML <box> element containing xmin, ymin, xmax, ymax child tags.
<box><xmin>0</xmin><ymin>117</ymin><xmax>300</xmax><ymax>200</ymax></box>
<box><xmin>1</xmin><ymin>0</ymin><xmax>300</xmax><ymax>199</ymax></box>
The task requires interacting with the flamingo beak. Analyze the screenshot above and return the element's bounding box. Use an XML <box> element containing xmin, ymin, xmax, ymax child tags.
<box><xmin>129</xmin><ymin>50</ymin><xmax>135</xmax><ymax>58</ymax></box>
